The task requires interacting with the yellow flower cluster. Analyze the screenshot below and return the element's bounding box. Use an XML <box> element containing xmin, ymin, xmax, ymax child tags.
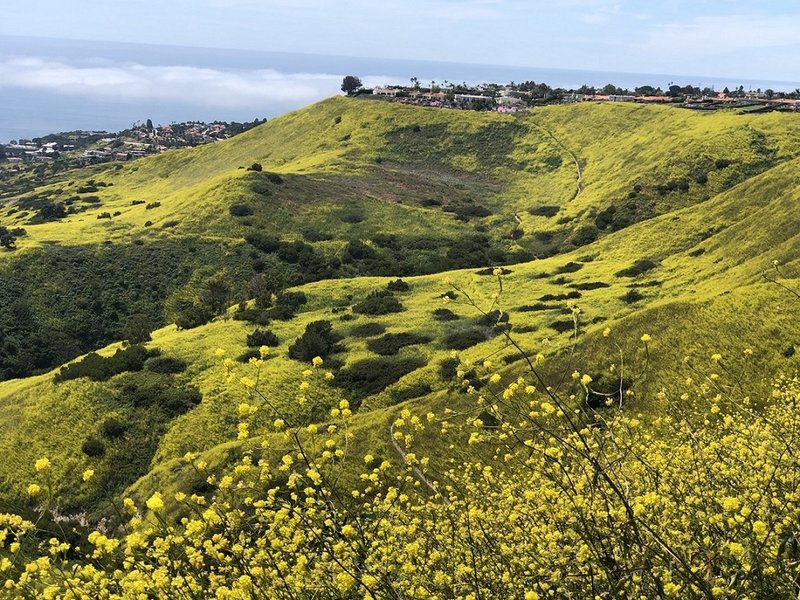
<box><xmin>6</xmin><ymin>354</ymin><xmax>800</xmax><ymax>598</ymax></box>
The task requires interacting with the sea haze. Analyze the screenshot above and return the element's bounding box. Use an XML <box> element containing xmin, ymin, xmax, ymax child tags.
<box><xmin>2</xmin><ymin>35</ymin><xmax>799</xmax><ymax>143</ymax></box>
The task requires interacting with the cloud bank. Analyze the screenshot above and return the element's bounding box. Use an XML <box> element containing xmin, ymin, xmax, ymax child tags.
<box><xmin>0</xmin><ymin>56</ymin><xmax>392</xmax><ymax>109</ymax></box>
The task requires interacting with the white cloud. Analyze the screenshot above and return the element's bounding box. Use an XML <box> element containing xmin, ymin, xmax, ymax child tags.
<box><xmin>0</xmin><ymin>56</ymin><xmax>392</xmax><ymax>108</ymax></box>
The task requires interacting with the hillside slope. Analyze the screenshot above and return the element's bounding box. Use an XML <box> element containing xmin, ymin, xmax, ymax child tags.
<box><xmin>0</xmin><ymin>98</ymin><xmax>799</xmax><ymax>517</ymax></box>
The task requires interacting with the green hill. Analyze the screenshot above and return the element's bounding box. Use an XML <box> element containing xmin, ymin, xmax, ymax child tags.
<box><xmin>0</xmin><ymin>96</ymin><xmax>799</xmax><ymax>522</ymax></box>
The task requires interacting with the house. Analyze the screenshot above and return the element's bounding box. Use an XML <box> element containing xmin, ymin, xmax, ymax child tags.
<box><xmin>454</xmin><ymin>93</ymin><xmax>493</xmax><ymax>105</ymax></box>
<box><xmin>497</xmin><ymin>94</ymin><xmax>523</xmax><ymax>108</ymax></box>
<box><xmin>373</xmin><ymin>87</ymin><xmax>401</xmax><ymax>97</ymax></box>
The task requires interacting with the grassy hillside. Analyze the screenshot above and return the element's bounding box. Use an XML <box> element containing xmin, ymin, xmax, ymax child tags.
<box><xmin>0</xmin><ymin>97</ymin><xmax>799</xmax><ymax>523</ymax></box>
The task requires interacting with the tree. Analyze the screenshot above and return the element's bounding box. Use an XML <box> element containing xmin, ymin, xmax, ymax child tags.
<box><xmin>121</xmin><ymin>313</ymin><xmax>154</xmax><ymax>345</ymax></box>
<box><xmin>0</xmin><ymin>227</ymin><xmax>17</xmax><ymax>250</ymax></box>
<box><xmin>201</xmin><ymin>271</ymin><xmax>233</xmax><ymax>317</ymax></box>
<box><xmin>341</xmin><ymin>75</ymin><xmax>363</xmax><ymax>96</ymax></box>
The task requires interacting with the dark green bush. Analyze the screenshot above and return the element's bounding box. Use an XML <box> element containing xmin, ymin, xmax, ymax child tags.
<box><xmin>549</xmin><ymin>319</ymin><xmax>576</xmax><ymax>333</ymax></box>
<box><xmin>568</xmin><ymin>224</ymin><xmax>598</xmax><ymax>247</ymax></box>
<box><xmin>116</xmin><ymin>372</ymin><xmax>202</xmax><ymax>417</ymax></box>
<box><xmin>432</xmin><ymin>308</ymin><xmax>459</xmax><ymax>321</ymax></box>
<box><xmin>516</xmin><ymin>303</ymin><xmax>560</xmax><ymax>312</ymax></box>
<box><xmin>539</xmin><ymin>291</ymin><xmax>581</xmax><ymax>301</ymax></box>
<box><xmin>386</xmin><ymin>279</ymin><xmax>410</xmax><ymax>292</ymax></box>
<box><xmin>246</xmin><ymin>329</ymin><xmax>280</xmax><ymax>347</ymax></box>
<box><xmin>145</xmin><ymin>201</ymin><xmax>161</xmax><ymax>210</ymax></box>
<box><xmin>439</xmin><ymin>357</ymin><xmax>459</xmax><ymax>380</ymax></box>
<box><xmin>233</xmin><ymin>309</ymin><xmax>271</xmax><ymax>325</ymax></box>
<box><xmin>555</xmin><ymin>262</ymin><xmax>583</xmax><ymax>274</ymax></box>
<box><xmin>367</xmin><ymin>332</ymin><xmax>432</xmax><ymax>356</ymax></box>
<box><xmin>569</xmin><ymin>281</ymin><xmax>610</xmax><ymax>291</ymax></box>
<box><xmin>288</xmin><ymin>321</ymin><xmax>343</xmax><ymax>362</ymax></box>
<box><xmin>615</xmin><ymin>259</ymin><xmax>657</xmax><ymax>277</ymax></box>
<box><xmin>350</xmin><ymin>322</ymin><xmax>386</xmax><ymax>338</ymax></box>
<box><xmin>229</xmin><ymin>204</ymin><xmax>254</xmax><ymax>217</ymax></box>
<box><xmin>621</xmin><ymin>289</ymin><xmax>644</xmax><ymax>304</ymax></box>
<box><xmin>144</xmin><ymin>356</ymin><xmax>187</xmax><ymax>374</ymax></box>
<box><xmin>391</xmin><ymin>383</ymin><xmax>433</xmax><ymax>403</ymax></box>
<box><xmin>334</xmin><ymin>356</ymin><xmax>426</xmax><ymax>404</ymax></box>
<box><xmin>353</xmin><ymin>291</ymin><xmax>404</xmax><ymax>315</ymax></box>
<box><xmin>245</xmin><ymin>233</ymin><xmax>280</xmax><ymax>253</ymax></box>
<box><xmin>54</xmin><ymin>345</ymin><xmax>158</xmax><ymax>383</ymax></box>
<box><xmin>475</xmin><ymin>267</ymin><xmax>512</xmax><ymax>276</ymax></box>
<box><xmin>475</xmin><ymin>310</ymin><xmax>510</xmax><ymax>328</ymax></box>
<box><xmin>100</xmin><ymin>418</ymin><xmax>129</xmax><ymax>439</ymax></box>
<box><xmin>269</xmin><ymin>291</ymin><xmax>308</xmax><ymax>320</ymax></box>
<box><xmin>82</xmin><ymin>437</ymin><xmax>106</xmax><ymax>457</ymax></box>
<box><xmin>528</xmin><ymin>205</ymin><xmax>560</xmax><ymax>217</ymax></box>
<box><xmin>442</xmin><ymin>326</ymin><xmax>492</xmax><ymax>350</ymax></box>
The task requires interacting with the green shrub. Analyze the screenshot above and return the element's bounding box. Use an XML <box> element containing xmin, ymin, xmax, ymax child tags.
<box><xmin>144</xmin><ymin>356</ymin><xmax>187</xmax><ymax>374</ymax></box>
<box><xmin>621</xmin><ymin>289</ymin><xmax>644</xmax><ymax>304</ymax></box>
<box><xmin>386</xmin><ymin>279</ymin><xmax>410</xmax><ymax>292</ymax></box>
<box><xmin>432</xmin><ymin>308</ymin><xmax>459</xmax><ymax>321</ymax></box>
<box><xmin>233</xmin><ymin>308</ymin><xmax>271</xmax><ymax>325</ymax></box>
<box><xmin>229</xmin><ymin>204</ymin><xmax>254</xmax><ymax>217</ymax></box>
<box><xmin>116</xmin><ymin>372</ymin><xmax>202</xmax><ymax>417</ymax></box>
<box><xmin>350</xmin><ymin>322</ymin><xmax>386</xmax><ymax>338</ymax></box>
<box><xmin>367</xmin><ymin>332</ymin><xmax>432</xmax><ymax>356</ymax></box>
<box><xmin>568</xmin><ymin>224</ymin><xmax>598</xmax><ymax>247</ymax></box>
<box><xmin>246</xmin><ymin>329</ymin><xmax>280</xmax><ymax>347</ymax></box>
<box><xmin>269</xmin><ymin>291</ymin><xmax>307</xmax><ymax>320</ymax></box>
<box><xmin>475</xmin><ymin>310</ymin><xmax>510</xmax><ymax>328</ymax></box>
<box><xmin>100</xmin><ymin>418</ymin><xmax>129</xmax><ymax>439</ymax></box>
<box><xmin>569</xmin><ymin>281</ymin><xmax>610</xmax><ymax>291</ymax></box>
<box><xmin>288</xmin><ymin>321</ymin><xmax>343</xmax><ymax>362</ymax></box>
<box><xmin>555</xmin><ymin>262</ymin><xmax>583</xmax><ymax>274</ymax></box>
<box><xmin>439</xmin><ymin>357</ymin><xmax>459</xmax><ymax>380</ymax></box>
<box><xmin>528</xmin><ymin>205</ymin><xmax>559</xmax><ymax>217</ymax></box>
<box><xmin>145</xmin><ymin>201</ymin><xmax>161</xmax><ymax>210</ymax></box>
<box><xmin>391</xmin><ymin>383</ymin><xmax>433</xmax><ymax>403</ymax></box>
<box><xmin>334</xmin><ymin>356</ymin><xmax>426</xmax><ymax>405</ymax></box>
<box><xmin>615</xmin><ymin>259</ymin><xmax>657</xmax><ymax>277</ymax></box>
<box><xmin>475</xmin><ymin>267</ymin><xmax>512</xmax><ymax>276</ymax></box>
<box><xmin>516</xmin><ymin>303</ymin><xmax>559</xmax><ymax>312</ymax></box>
<box><xmin>442</xmin><ymin>326</ymin><xmax>493</xmax><ymax>350</ymax></box>
<box><xmin>245</xmin><ymin>233</ymin><xmax>280</xmax><ymax>253</ymax></box>
<box><xmin>54</xmin><ymin>345</ymin><xmax>158</xmax><ymax>383</ymax></box>
<box><xmin>549</xmin><ymin>319</ymin><xmax>576</xmax><ymax>333</ymax></box>
<box><xmin>539</xmin><ymin>291</ymin><xmax>581</xmax><ymax>301</ymax></box>
<box><xmin>353</xmin><ymin>291</ymin><xmax>404</xmax><ymax>315</ymax></box>
<box><xmin>82</xmin><ymin>437</ymin><xmax>106</xmax><ymax>457</ymax></box>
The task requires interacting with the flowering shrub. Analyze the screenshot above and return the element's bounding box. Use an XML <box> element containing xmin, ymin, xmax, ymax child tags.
<box><xmin>3</xmin><ymin>273</ymin><xmax>800</xmax><ymax>598</ymax></box>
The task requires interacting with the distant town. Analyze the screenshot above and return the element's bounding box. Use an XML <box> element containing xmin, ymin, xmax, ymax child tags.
<box><xmin>348</xmin><ymin>77</ymin><xmax>800</xmax><ymax>114</ymax></box>
<box><xmin>0</xmin><ymin>118</ymin><xmax>265</xmax><ymax>173</ymax></box>
<box><xmin>4</xmin><ymin>77</ymin><xmax>798</xmax><ymax>174</ymax></box>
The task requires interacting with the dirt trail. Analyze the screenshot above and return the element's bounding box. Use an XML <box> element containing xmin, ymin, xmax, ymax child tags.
<box><xmin>531</xmin><ymin>121</ymin><xmax>583</xmax><ymax>200</ymax></box>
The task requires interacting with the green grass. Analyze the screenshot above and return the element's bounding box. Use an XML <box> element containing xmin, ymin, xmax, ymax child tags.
<box><xmin>1</xmin><ymin>97</ymin><xmax>799</xmax><ymax>515</ymax></box>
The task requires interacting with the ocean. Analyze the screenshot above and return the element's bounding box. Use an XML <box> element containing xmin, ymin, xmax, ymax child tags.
<box><xmin>2</xmin><ymin>35</ymin><xmax>799</xmax><ymax>143</ymax></box>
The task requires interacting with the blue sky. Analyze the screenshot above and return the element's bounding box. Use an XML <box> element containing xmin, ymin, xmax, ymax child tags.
<box><xmin>2</xmin><ymin>0</ymin><xmax>799</xmax><ymax>81</ymax></box>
